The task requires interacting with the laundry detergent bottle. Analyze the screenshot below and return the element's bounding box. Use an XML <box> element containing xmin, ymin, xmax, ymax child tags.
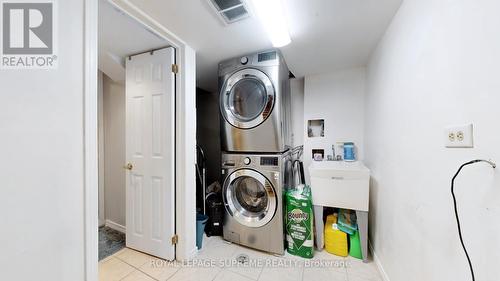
<box><xmin>324</xmin><ymin>214</ymin><xmax>348</xmax><ymax>257</ymax></box>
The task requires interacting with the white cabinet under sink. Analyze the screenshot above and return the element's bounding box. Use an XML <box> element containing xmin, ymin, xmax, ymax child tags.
<box><xmin>309</xmin><ymin>161</ymin><xmax>370</xmax><ymax>211</ymax></box>
<box><xmin>309</xmin><ymin>161</ymin><xmax>371</xmax><ymax>262</ymax></box>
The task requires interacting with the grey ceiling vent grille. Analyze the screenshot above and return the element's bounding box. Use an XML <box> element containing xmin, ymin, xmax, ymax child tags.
<box><xmin>208</xmin><ymin>0</ymin><xmax>251</xmax><ymax>24</ymax></box>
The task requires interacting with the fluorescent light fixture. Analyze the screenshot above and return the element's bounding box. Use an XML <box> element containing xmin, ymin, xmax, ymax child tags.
<box><xmin>251</xmin><ymin>0</ymin><xmax>291</xmax><ymax>47</ymax></box>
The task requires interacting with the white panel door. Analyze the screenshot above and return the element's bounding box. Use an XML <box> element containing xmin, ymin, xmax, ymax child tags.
<box><xmin>125</xmin><ymin>47</ymin><xmax>175</xmax><ymax>260</ymax></box>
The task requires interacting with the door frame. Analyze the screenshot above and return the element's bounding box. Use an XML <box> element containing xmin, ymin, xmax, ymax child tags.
<box><xmin>84</xmin><ymin>0</ymin><xmax>197</xmax><ymax>280</ymax></box>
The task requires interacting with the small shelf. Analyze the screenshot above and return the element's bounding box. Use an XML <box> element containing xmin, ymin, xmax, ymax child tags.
<box><xmin>308</xmin><ymin>119</ymin><xmax>324</xmax><ymax>138</ymax></box>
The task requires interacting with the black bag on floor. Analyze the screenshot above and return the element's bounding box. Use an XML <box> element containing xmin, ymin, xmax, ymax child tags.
<box><xmin>205</xmin><ymin>192</ymin><xmax>224</xmax><ymax>236</ymax></box>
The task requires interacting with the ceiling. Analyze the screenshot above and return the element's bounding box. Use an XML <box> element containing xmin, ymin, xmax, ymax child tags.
<box><xmin>101</xmin><ymin>0</ymin><xmax>402</xmax><ymax>91</ymax></box>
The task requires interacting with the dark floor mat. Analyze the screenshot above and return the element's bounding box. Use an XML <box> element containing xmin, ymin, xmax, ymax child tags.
<box><xmin>99</xmin><ymin>226</ymin><xmax>125</xmax><ymax>261</ymax></box>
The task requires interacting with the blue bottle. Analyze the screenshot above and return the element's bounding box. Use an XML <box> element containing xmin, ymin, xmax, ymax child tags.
<box><xmin>344</xmin><ymin>142</ymin><xmax>355</xmax><ymax>161</ymax></box>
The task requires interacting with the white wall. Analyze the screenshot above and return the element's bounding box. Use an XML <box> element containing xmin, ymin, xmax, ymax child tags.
<box><xmin>365</xmin><ymin>0</ymin><xmax>500</xmax><ymax>280</ymax></box>
<box><xmin>303</xmin><ymin>68</ymin><xmax>366</xmax><ymax>180</ymax></box>
<box><xmin>291</xmin><ymin>78</ymin><xmax>305</xmax><ymax>148</ymax></box>
<box><xmin>0</xmin><ymin>1</ymin><xmax>86</xmax><ymax>280</ymax></box>
<box><xmin>102</xmin><ymin>75</ymin><xmax>126</xmax><ymax>228</ymax></box>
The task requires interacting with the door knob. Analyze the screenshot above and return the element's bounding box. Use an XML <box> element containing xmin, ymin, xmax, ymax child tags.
<box><xmin>123</xmin><ymin>163</ymin><xmax>133</xmax><ymax>170</ymax></box>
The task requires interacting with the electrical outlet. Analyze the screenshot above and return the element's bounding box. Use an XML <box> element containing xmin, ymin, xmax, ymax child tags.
<box><xmin>445</xmin><ymin>124</ymin><xmax>473</xmax><ymax>148</ymax></box>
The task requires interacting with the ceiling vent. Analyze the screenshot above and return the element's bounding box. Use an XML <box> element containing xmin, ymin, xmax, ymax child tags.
<box><xmin>208</xmin><ymin>0</ymin><xmax>251</xmax><ymax>24</ymax></box>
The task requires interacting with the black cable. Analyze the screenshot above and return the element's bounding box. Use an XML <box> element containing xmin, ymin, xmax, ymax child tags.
<box><xmin>451</xmin><ymin>159</ymin><xmax>496</xmax><ymax>281</ymax></box>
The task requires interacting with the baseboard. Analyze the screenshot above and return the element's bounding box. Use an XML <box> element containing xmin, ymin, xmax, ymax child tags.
<box><xmin>105</xmin><ymin>219</ymin><xmax>126</xmax><ymax>233</ymax></box>
<box><xmin>369</xmin><ymin>240</ymin><xmax>391</xmax><ymax>281</ymax></box>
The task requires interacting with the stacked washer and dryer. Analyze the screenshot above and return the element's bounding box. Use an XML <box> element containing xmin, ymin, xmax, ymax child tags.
<box><xmin>219</xmin><ymin>50</ymin><xmax>292</xmax><ymax>255</ymax></box>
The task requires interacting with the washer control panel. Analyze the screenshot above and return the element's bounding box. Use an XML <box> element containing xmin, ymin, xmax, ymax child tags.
<box><xmin>221</xmin><ymin>154</ymin><xmax>281</xmax><ymax>170</ymax></box>
<box><xmin>260</xmin><ymin>157</ymin><xmax>279</xmax><ymax>166</ymax></box>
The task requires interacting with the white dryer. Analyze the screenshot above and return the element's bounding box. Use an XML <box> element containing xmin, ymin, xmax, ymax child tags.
<box><xmin>219</xmin><ymin>50</ymin><xmax>291</xmax><ymax>153</ymax></box>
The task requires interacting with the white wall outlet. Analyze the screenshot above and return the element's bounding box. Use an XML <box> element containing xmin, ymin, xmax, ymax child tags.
<box><xmin>445</xmin><ymin>123</ymin><xmax>474</xmax><ymax>148</ymax></box>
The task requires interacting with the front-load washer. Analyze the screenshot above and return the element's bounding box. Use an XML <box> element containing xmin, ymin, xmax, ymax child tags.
<box><xmin>219</xmin><ymin>50</ymin><xmax>291</xmax><ymax>153</ymax></box>
<box><xmin>221</xmin><ymin>152</ymin><xmax>291</xmax><ymax>255</ymax></box>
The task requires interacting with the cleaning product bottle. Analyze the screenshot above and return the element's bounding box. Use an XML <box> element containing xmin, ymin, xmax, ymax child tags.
<box><xmin>337</xmin><ymin>209</ymin><xmax>358</xmax><ymax>235</ymax></box>
<box><xmin>324</xmin><ymin>214</ymin><xmax>348</xmax><ymax>257</ymax></box>
<box><xmin>343</xmin><ymin>142</ymin><xmax>356</xmax><ymax>161</ymax></box>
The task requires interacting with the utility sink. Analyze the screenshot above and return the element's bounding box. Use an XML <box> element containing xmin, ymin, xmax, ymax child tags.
<box><xmin>309</xmin><ymin>161</ymin><xmax>371</xmax><ymax>262</ymax></box>
<box><xmin>308</xmin><ymin>161</ymin><xmax>370</xmax><ymax>211</ymax></box>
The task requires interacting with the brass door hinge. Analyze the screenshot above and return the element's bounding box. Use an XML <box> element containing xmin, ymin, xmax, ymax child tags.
<box><xmin>171</xmin><ymin>234</ymin><xmax>179</xmax><ymax>245</ymax></box>
<box><xmin>171</xmin><ymin>64</ymin><xmax>179</xmax><ymax>74</ymax></box>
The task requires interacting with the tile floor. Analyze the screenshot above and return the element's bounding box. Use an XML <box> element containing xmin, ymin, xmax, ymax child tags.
<box><xmin>99</xmin><ymin>235</ymin><xmax>383</xmax><ymax>281</ymax></box>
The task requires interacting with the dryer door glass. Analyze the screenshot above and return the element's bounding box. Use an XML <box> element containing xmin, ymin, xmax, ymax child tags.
<box><xmin>229</xmin><ymin>78</ymin><xmax>267</xmax><ymax>122</ymax></box>
<box><xmin>224</xmin><ymin>169</ymin><xmax>277</xmax><ymax>228</ymax></box>
<box><xmin>221</xmin><ymin>69</ymin><xmax>275</xmax><ymax>129</ymax></box>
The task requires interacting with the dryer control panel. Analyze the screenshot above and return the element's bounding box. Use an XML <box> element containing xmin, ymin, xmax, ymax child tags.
<box><xmin>258</xmin><ymin>51</ymin><xmax>277</xmax><ymax>62</ymax></box>
<box><xmin>218</xmin><ymin>49</ymin><xmax>283</xmax><ymax>76</ymax></box>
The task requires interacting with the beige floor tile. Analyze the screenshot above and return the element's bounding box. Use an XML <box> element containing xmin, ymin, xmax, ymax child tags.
<box><xmin>167</xmin><ymin>266</ymin><xmax>221</xmax><ymax>281</ymax></box>
<box><xmin>121</xmin><ymin>270</ymin><xmax>156</xmax><ymax>281</ymax></box>
<box><xmin>113</xmin><ymin>247</ymin><xmax>128</xmax><ymax>256</ymax></box>
<box><xmin>224</xmin><ymin>246</ymin><xmax>272</xmax><ymax>280</ymax></box>
<box><xmin>201</xmin><ymin>234</ymin><xmax>218</xmax><ymax>246</ymax></box>
<box><xmin>312</xmin><ymin>249</ymin><xmax>347</xmax><ymax>261</ymax></box>
<box><xmin>214</xmin><ymin>270</ymin><xmax>255</xmax><ymax>281</ymax></box>
<box><xmin>225</xmin><ymin>263</ymin><xmax>263</xmax><ymax>280</ymax></box>
<box><xmin>139</xmin><ymin>258</ymin><xmax>181</xmax><ymax>281</ymax></box>
<box><xmin>195</xmin><ymin>238</ymin><xmax>239</xmax><ymax>261</ymax></box>
<box><xmin>303</xmin><ymin>267</ymin><xmax>347</xmax><ymax>281</ymax></box>
<box><xmin>98</xmin><ymin>257</ymin><xmax>135</xmax><ymax>281</ymax></box>
<box><xmin>97</xmin><ymin>237</ymin><xmax>383</xmax><ymax>281</ymax></box>
<box><xmin>311</xmin><ymin>250</ymin><xmax>349</xmax><ymax>273</ymax></box>
<box><xmin>99</xmin><ymin>246</ymin><xmax>127</xmax><ymax>263</ymax></box>
<box><xmin>345</xmin><ymin>257</ymin><xmax>382</xmax><ymax>281</ymax></box>
<box><xmin>347</xmin><ymin>273</ymin><xmax>383</xmax><ymax>281</ymax></box>
<box><xmin>258</xmin><ymin>264</ymin><xmax>303</xmax><ymax>281</ymax></box>
<box><xmin>116</xmin><ymin>248</ymin><xmax>156</xmax><ymax>268</ymax></box>
<box><xmin>100</xmin><ymin>255</ymin><xmax>114</xmax><ymax>264</ymax></box>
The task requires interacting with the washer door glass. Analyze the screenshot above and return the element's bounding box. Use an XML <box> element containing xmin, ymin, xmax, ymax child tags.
<box><xmin>234</xmin><ymin>176</ymin><xmax>268</xmax><ymax>213</ymax></box>
<box><xmin>224</xmin><ymin>169</ymin><xmax>277</xmax><ymax>228</ymax></box>
<box><xmin>221</xmin><ymin>69</ymin><xmax>275</xmax><ymax>129</ymax></box>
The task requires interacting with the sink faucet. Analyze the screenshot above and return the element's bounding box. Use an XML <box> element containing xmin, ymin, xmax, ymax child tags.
<box><xmin>332</xmin><ymin>144</ymin><xmax>342</xmax><ymax>161</ymax></box>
